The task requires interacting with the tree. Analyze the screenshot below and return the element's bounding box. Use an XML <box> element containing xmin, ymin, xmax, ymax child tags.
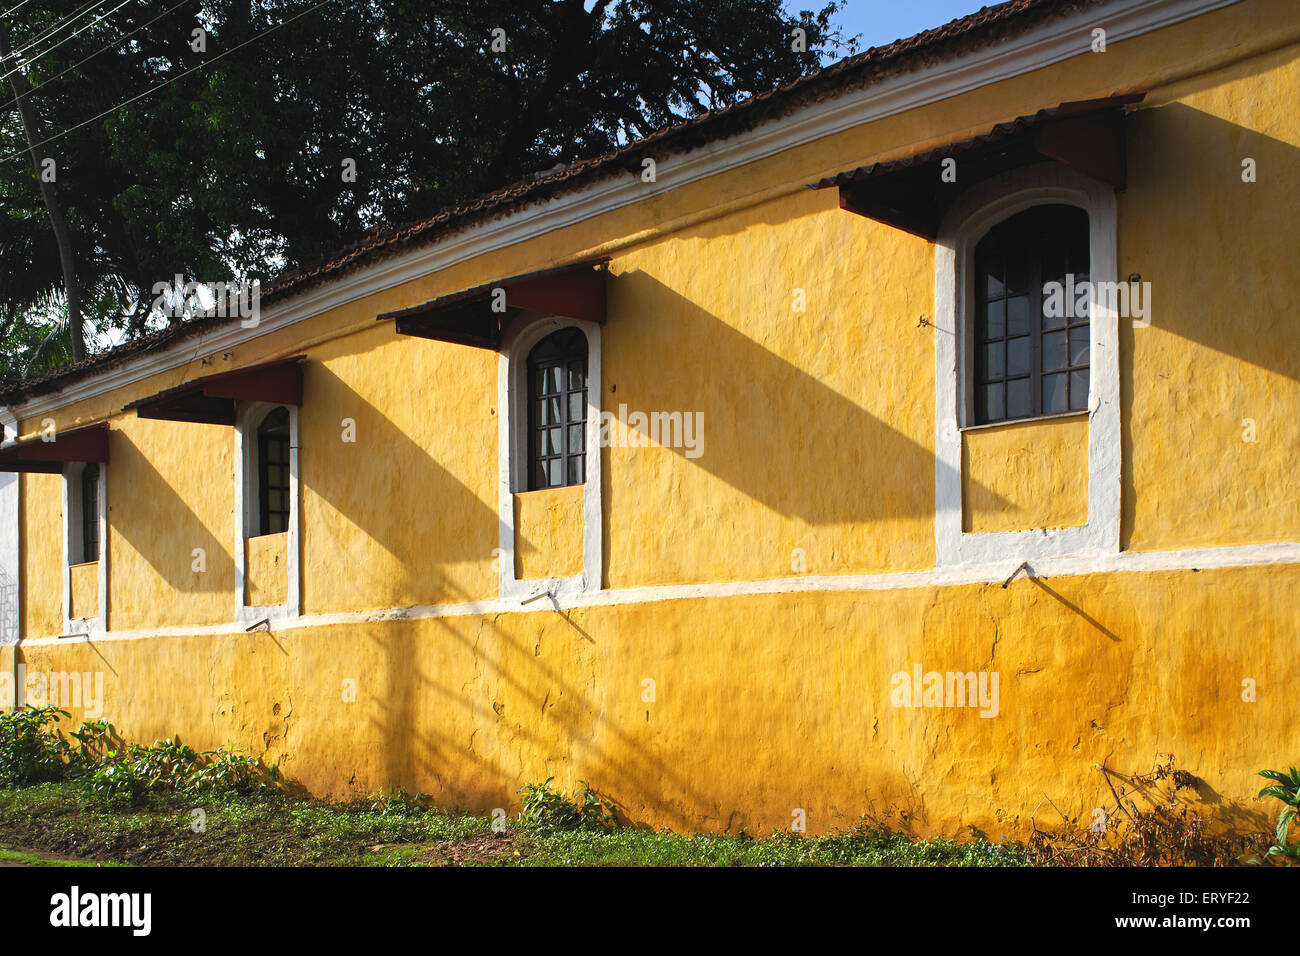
<box><xmin>0</xmin><ymin>0</ymin><xmax>854</xmax><ymax>374</ymax></box>
<box><xmin>0</xmin><ymin>24</ymin><xmax>85</xmax><ymax>363</ymax></box>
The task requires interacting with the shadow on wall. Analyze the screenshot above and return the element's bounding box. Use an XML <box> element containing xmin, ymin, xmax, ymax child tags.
<box><xmin>348</xmin><ymin>566</ymin><xmax>703</xmax><ymax>824</ymax></box>
<box><xmin>108</xmin><ymin>431</ymin><xmax>234</xmax><ymax>594</ymax></box>
<box><xmin>1122</xmin><ymin>101</ymin><xmax>1300</xmax><ymax>380</ymax></box>
<box><xmin>301</xmin><ymin>361</ymin><xmax>504</xmax><ymax>610</ymax></box>
<box><xmin>603</xmin><ymin>268</ymin><xmax>1009</xmax><ymax>515</ymax></box>
<box><xmin>354</xmin><ymin>600</ymin><xmax>925</xmax><ymax>833</ymax></box>
<box><xmin>1119</xmin><ymin>99</ymin><xmax>1300</xmax><ymax>548</ymax></box>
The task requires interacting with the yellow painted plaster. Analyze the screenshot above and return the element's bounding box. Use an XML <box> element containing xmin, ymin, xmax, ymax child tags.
<box><xmin>514</xmin><ymin>487</ymin><xmax>583</xmax><ymax>580</ymax></box>
<box><xmin>10</xmin><ymin>562</ymin><xmax>1291</xmax><ymax>838</ymax></box>
<box><xmin>69</xmin><ymin>562</ymin><xmax>97</xmax><ymax>620</ymax></box>
<box><xmin>245</xmin><ymin>533</ymin><xmax>287</xmax><ymax>607</ymax></box>
<box><xmin>5</xmin><ymin>0</ymin><xmax>1298</xmax><ymax>838</ymax></box>
<box><xmin>962</xmin><ymin>416</ymin><xmax>1089</xmax><ymax>533</ymax></box>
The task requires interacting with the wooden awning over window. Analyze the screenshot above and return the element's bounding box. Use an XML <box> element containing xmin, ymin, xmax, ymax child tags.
<box><xmin>381</xmin><ymin>258</ymin><xmax>610</xmax><ymax>350</ymax></box>
<box><xmin>123</xmin><ymin>356</ymin><xmax>305</xmax><ymax>425</ymax></box>
<box><xmin>0</xmin><ymin>422</ymin><xmax>109</xmax><ymax>473</ymax></box>
<box><xmin>813</xmin><ymin>94</ymin><xmax>1144</xmax><ymax>240</ymax></box>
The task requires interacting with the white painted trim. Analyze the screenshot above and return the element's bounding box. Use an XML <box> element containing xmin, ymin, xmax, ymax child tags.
<box><xmin>497</xmin><ymin>316</ymin><xmax>603</xmax><ymax>601</ymax></box>
<box><xmin>7</xmin><ymin>0</ymin><xmax>1238</xmax><ymax>423</ymax></box>
<box><xmin>61</xmin><ymin>461</ymin><xmax>107</xmax><ymax>636</ymax></box>
<box><xmin>934</xmin><ymin>164</ymin><xmax>1120</xmax><ymax>566</ymax></box>
<box><xmin>20</xmin><ymin>539</ymin><xmax>1300</xmax><ymax>647</ymax></box>
<box><xmin>0</xmin><ymin>416</ymin><xmax>18</xmax><ymax>647</ymax></box>
<box><xmin>234</xmin><ymin>401</ymin><xmax>300</xmax><ymax>624</ymax></box>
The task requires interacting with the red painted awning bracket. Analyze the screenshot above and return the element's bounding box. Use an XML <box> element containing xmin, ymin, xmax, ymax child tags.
<box><xmin>0</xmin><ymin>422</ymin><xmax>110</xmax><ymax>473</ymax></box>
<box><xmin>381</xmin><ymin>258</ymin><xmax>610</xmax><ymax>351</ymax></box>
<box><xmin>123</xmin><ymin>356</ymin><xmax>305</xmax><ymax>425</ymax></box>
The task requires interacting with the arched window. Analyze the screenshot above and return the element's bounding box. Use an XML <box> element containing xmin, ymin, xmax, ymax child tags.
<box><xmin>257</xmin><ymin>406</ymin><xmax>291</xmax><ymax>535</ymax></box>
<box><xmin>527</xmin><ymin>327</ymin><xmax>588</xmax><ymax>490</ymax></box>
<box><xmin>80</xmin><ymin>463</ymin><xmax>99</xmax><ymax>562</ymax></box>
<box><xmin>973</xmin><ymin>204</ymin><xmax>1090</xmax><ymax>424</ymax></box>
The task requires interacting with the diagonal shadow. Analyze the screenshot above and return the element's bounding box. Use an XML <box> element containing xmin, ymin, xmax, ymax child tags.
<box><xmin>108</xmin><ymin>429</ymin><xmax>234</xmax><ymax>597</ymax></box>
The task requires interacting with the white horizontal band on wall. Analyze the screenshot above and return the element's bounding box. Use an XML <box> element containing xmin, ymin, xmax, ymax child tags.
<box><xmin>20</xmin><ymin>539</ymin><xmax>1300</xmax><ymax>647</ymax></box>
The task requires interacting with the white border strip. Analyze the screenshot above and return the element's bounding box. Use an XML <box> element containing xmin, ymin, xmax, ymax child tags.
<box><xmin>21</xmin><ymin>539</ymin><xmax>1300</xmax><ymax>646</ymax></box>
<box><xmin>935</xmin><ymin>165</ymin><xmax>1120</xmax><ymax>566</ymax></box>
<box><xmin>497</xmin><ymin>316</ymin><xmax>602</xmax><ymax>601</ymax></box>
<box><xmin>233</xmin><ymin>402</ymin><xmax>301</xmax><ymax>624</ymax></box>
<box><xmin>61</xmin><ymin>461</ymin><xmax>107</xmax><ymax>636</ymax></box>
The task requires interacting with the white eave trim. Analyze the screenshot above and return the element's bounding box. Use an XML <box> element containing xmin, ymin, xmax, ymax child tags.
<box><xmin>9</xmin><ymin>0</ymin><xmax>1238</xmax><ymax>420</ymax></box>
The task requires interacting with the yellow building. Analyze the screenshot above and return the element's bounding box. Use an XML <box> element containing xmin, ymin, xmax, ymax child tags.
<box><xmin>1</xmin><ymin>0</ymin><xmax>1296</xmax><ymax>838</ymax></box>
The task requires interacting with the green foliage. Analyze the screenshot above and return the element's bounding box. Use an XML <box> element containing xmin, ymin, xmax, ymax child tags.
<box><xmin>0</xmin><ymin>708</ymin><xmax>280</xmax><ymax>806</ymax></box>
<box><xmin>517</xmin><ymin>777</ymin><xmax>616</xmax><ymax>833</ymax></box>
<box><xmin>515</xmin><ymin>818</ymin><xmax>1030</xmax><ymax>867</ymax></box>
<box><xmin>68</xmin><ymin>718</ymin><xmax>118</xmax><ymax>765</ymax></box>
<box><xmin>191</xmin><ymin>747</ymin><xmax>283</xmax><ymax>797</ymax></box>
<box><xmin>1255</xmin><ymin>766</ymin><xmax>1300</xmax><ymax>863</ymax></box>
<box><xmin>88</xmin><ymin>738</ymin><xmax>281</xmax><ymax>806</ymax></box>
<box><xmin>367</xmin><ymin>786</ymin><xmax>432</xmax><ymax>819</ymax></box>
<box><xmin>0</xmin><ymin>706</ymin><xmax>73</xmax><ymax>786</ymax></box>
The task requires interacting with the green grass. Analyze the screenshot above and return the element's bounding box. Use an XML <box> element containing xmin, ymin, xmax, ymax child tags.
<box><xmin>0</xmin><ymin>779</ymin><xmax>1028</xmax><ymax>867</ymax></box>
<box><xmin>0</xmin><ymin>846</ymin><xmax>123</xmax><ymax>867</ymax></box>
<box><xmin>516</xmin><ymin>826</ymin><xmax>1027</xmax><ymax>866</ymax></box>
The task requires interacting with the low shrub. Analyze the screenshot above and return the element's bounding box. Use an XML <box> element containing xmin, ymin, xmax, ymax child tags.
<box><xmin>0</xmin><ymin>706</ymin><xmax>74</xmax><ymax>786</ymax></box>
<box><xmin>517</xmin><ymin>777</ymin><xmax>616</xmax><ymax>833</ymax></box>
<box><xmin>0</xmin><ymin>707</ymin><xmax>281</xmax><ymax>805</ymax></box>
<box><xmin>89</xmin><ymin>739</ymin><xmax>282</xmax><ymax>806</ymax></box>
<box><xmin>1254</xmin><ymin>766</ymin><xmax>1300</xmax><ymax>865</ymax></box>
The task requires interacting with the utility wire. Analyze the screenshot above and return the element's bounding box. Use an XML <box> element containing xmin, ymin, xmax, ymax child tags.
<box><xmin>0</xmin><ymin>0</ymin><xmax>36</xmax><ymax>19</ymax></box>
<box><xmin>0</xmin><ymin>0</ymin><xmax>339</xmax><ymax>165</ymax></box>
<box><xmin>0</xmin><ymin>0</ymin><xmax>190</xmax><ymax>115</ymax></box>
<box><xmin>6</xmin><ymin>0</ymin><xmax>105</xmax><ymax>61</ymax></box>
<box><xmin>1</xmin><ymin>0</ymin><xmax>132</xmax><ymax>82</ymax></box>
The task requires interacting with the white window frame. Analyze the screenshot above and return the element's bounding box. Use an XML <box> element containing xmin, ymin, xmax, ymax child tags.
<box><xmin>234</xmin><ymin>401</ymin><xmax>300</xmax><ymax>624</ymax></box>
<box><xmin>933</xmin><ymin>163</ymin><xmax>1120</xmax><ymax>567</ymax></box>
<box><xmin>62</xmin><ymin>459</ymin><xmax>107</xmax><ymax>636</ymax></box>
<box><xmin>497</xmin><ymin>315</ymin><xmax>603</xmax><ymax>601</ymax></box>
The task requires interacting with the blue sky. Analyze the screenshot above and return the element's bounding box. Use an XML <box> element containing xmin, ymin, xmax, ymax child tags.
<box><xmin>792</xmin><ymin>0</ymin><xmax>992</xmax><ymax>56</ymax></box>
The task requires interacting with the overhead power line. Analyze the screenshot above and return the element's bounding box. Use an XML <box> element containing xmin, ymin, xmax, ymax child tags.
<box><xmin>0</xmin><ymin>0</ymin><xmax>36</xmax><ymax>19</ymax></box>
<box><xmin>1</xmin><ymin>0</ymin><xmax>132</xmax><ymax>83</ymax></box>
<box><xmin>0</xmin><ymin>0</ymin><xmax>340</xmax><ymax>166</ymax></box>
<box><xmin>0</xmin><ymin>0</ymin><xmax>190</xmax><ymax>106</ymax></box>
<box><xmin>6</xmin><ymin>0</ymin><xmax>105</xmax><ymax>62</ymax></box>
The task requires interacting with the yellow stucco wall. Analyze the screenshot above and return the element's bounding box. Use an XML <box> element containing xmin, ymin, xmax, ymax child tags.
<box><xmin>298</xmin><ymin>329</ymin><xmax>499</xmax><ymax>613</ymax></box>
<box><xmin>20</xmin><ymin>472</ymin><xmax>62</xmax><ymax>638</ymax></box>
<box><xmin>69</xmin><ymin>562</ymin><xmax>96</xmax><ymax>621</ymax></box>
<box><xmin>104</xmin><ymin>416</ymin><xmax>236</xmax><ymax>630</ymax></box>
<box><xmin>246</xmin><ymin>533</ymin><xmax>288</xmax><ymax>607</ymax></box>
<box><xmin>10</xmin><ymin>562</ymin><xmax>1289</xmax><ymax>837</ymax></box>
<box><xmin>1119</xmin><ymin>39</ymin><xmax>1300</xmax><ymax>551</ymax></box>
<box><xmin>514</xmin><ymin>487</ymin><xmax>583</xmax><ymax>580</ymax></box>
<box><xmin>962</xmin><ymin>416</ymin><xmax>1089</xmax><ymax>533</ymax></box>
<box><xmin>4</xmin><ymin>0</ymin><xmax>1298</xmax><ymax>838</ymax></box>
<box><xmin>604</xmin><ymin>192</ymin><xmax>936</xmax><ymax>584</ymax></box>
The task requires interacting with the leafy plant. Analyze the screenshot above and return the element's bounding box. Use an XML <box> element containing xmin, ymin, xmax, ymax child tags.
<box><xmin>88</xmin><ymin>738</ymin><xmax>284</xmax><ymax>805</ymax></box>
<box><xmin>190</xmin><ymin>748</ymin><xmax>282</xmax><ymax>796</ymax></box>
<box><xmin>0</xmin><ymin>706</ymin><xmax>74</xmax><ymax>785</ymax></box>
<box><xmin>88</xmin><ymin>737</ymin><xmax>199</xmax><ymax>804</ymax></box>
<box><xmin>69</xmin><ymin>718</ymin><xmax>119</xmax><ymax>767</ymax></box>
<box><xmin>1255</xmin><ymin>766</ymin><xmax>1300</xmax><ymax>864</ymax></box>
<box><xmin>517</xmin><ymin>777</ymin><xmax>616</xmax><ymax>833</ymax></box>
<box><xmin>367</xmin><ymin>786</ymin><xmax>430</xmax><ymax>818</ymax></box>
